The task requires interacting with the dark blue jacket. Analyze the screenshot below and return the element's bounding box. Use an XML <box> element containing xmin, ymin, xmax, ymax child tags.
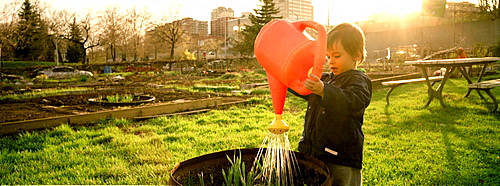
<box><xmin>291</xmin><ymin>69</ymin><xmax>372</xmax><ymax>169</ymax></box>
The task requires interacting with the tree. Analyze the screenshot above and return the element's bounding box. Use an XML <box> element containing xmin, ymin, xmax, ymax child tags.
<box><xmin>122</xmin><ymin>6</ymin><xmax>151</xmax><ymax>61</ymax></box>
<box><xmin>65</xmin><ymin>18</ymin><xmax>84</xmax><ymax>63</ymax></box>
<box><xmin>0</xmin><ymin>0</ymin><xmax>22</xmax><ymax>61</ymax></box>
<box><xmin>479</xmin><ymin>0</ymin><xmax>500</xmax><ymax>20</ymax></box>
<box><xmin>152</xmin><ymin>20</ymin><xmax>185</xmax><ymax>59</ymax></box>
<box><xmin>14</xmin><ymin>0</ymin><xmax>51</xmax><ymax>61</ymax></box>
<box><xmin>143</xmin><ymin>29</ymin><xmax>166</xmax><ymax>60</ymax></box>
<box><xmin>201</xmin><ymin>38</ymin><xmax>224</xmax><ymax>58</ymax></box>
<box><xmin>97</xmin><ymin>6</ymin><xmax>124</xmax><ymax>62</ymax></box>
<box><xmin>67</xmin><ymin>13</ymin><xmax>100</xmax><ymax>64</ymax></box>
<box><xmin>234</xmin><ymin>0</ymin><xmax>282</xmax><ymax>57</ymax></box>
<box><xmin>46</xmin><ymin>9</ymin><xmax>100</xmax><ymax>64</ymax></box>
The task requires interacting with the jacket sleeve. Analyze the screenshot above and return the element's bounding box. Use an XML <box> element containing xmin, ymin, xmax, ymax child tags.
<box><xmin>319</xmin><ymin>75</ymin><xmax>372</xmax><ymax>113</ymax></box>
<box><xmin>287</xmin><ymin>73</ymin><xmax>330</xmax><ymax>100</ymax></box>
<box><xmin>288</xmin><ymin>88</ymin><xmax>309</xmax><ymax>100</ymax></box>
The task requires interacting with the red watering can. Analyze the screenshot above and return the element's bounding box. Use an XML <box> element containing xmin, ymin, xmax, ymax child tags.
<box><xmin>254</xmin><ymin>20</ymin><xmax>327</xmax><ymax>134</ymax></box>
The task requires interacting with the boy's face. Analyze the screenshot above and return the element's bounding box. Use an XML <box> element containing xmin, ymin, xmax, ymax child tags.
<box><xmin>326</xmin><ymin>41</ymin><xmax>357</xmax><ymax>75</ymax></box>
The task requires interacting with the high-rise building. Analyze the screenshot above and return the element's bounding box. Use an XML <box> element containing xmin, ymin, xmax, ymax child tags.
<box><xmin>210</xmin><ymin>17</ymin><xmax>236</xmax><ymax>37</ymax></box>
<box><xmin>210</xmin><ymin>7</ymin><xmax>236</xmax><ymax>37</ymax></box>
<box><xmin>211</xmin><ymin>7</ymin><xmax>235</xmax><ymax>20</ymax></box>
<box><xmin>274</xmin><ymin>0</ymin><xmax>314</xmax><ymax>21</ymax></box>
<box><xmin>177</xmin><ymin>18</ymin><xmax>209</xmax><ymax>38</ymax></box>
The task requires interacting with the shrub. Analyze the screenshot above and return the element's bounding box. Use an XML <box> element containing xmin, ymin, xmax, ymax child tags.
<box><xmin>79</xmin><ymin>75</ymin><xmax>89</xmax><ymax>82</ymax></box>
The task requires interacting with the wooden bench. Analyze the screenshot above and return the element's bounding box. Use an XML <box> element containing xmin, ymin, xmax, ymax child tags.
<box><xmin>467</xmin><ymin>79</ymin><xmax>500</xmax><ymax>112</ymax></box>
<box><xmin>382</xmin><ymin>76</ymin><xmax>444</xmax><ymax>104</ymax></box>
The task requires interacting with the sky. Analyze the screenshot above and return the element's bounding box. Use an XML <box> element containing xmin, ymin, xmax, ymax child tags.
<box><xmin>41</xmin><ymin>0</ymin><xmax>479</xmax><ymax>25</ymax></box>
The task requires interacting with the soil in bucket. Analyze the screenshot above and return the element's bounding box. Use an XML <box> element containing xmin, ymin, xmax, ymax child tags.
<box><xmin>169</xmin><ymin>148</ymin><xmax>331</xmax><ymax>185</ymax></box>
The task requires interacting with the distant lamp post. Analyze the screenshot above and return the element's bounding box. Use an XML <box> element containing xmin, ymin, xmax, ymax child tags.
<box><xmin>233</xmin><ymin>25</ymin><xmax>245</xmax><ymax>33</ymax></box>
<box><xmin>232</xmin><ymin>25</ymin><xmax>244</xmax><ymax>48</ymax></box>
<box><xmin>48</xmin><ymin>32</ymin><xmax>59</xmax><ymax>66</ymax></box>
<box><xmin>54</xmin><ymin>38</ymin><xmax>59</xmax><ymax>66</ymax></box>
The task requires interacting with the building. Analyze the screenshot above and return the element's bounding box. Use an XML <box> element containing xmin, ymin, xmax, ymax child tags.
<box><xmin>273</xmin><ymin>0</ymin><xmax>314</xmax><ymax>21</ymax></box>
<box><xmin>445</xmin><ymin>1</ymin><xmax>481</xmax><ymax>22</ymax></box>
<box><xmin>210</xmin><ymin>7</ymin><xmax>236</xmax><ymax>37</ymax></box>
<box><xmin>211</xmin><ymin>7</ymin><xmax>235</xmax><ymax>20</ymax></box>
<box><xmin>211</xmin><ymin>17</ymin><xmax>236</xmax><ymax>37</ymax></box>
<box><xmin>176</xmin><ymin>18</ymin><xmax>209</xmax><ymax>38</ymax></box>
<box><xmin>227</xmin><ymin>13</ymin><xmax>252</xmax><ymax>37</ymax></box>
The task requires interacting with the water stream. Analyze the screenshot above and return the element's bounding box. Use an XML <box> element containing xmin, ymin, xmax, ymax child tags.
<box><xmin>254</xmin><ymin>132</ymin><xmax>301</xmax><ymax>185</ymax></box>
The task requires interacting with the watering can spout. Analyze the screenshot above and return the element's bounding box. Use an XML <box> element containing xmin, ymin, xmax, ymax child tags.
<box><xmin>267</xmin><ymin>115</ymin><xmax>289</xmax><ymax>134</ymax></box>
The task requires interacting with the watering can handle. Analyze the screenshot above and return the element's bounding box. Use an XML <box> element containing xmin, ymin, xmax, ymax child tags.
<box><xmin>292</xmin><ymin>21</ymin><xmax>327</xmax><ymax>79</ymax></box>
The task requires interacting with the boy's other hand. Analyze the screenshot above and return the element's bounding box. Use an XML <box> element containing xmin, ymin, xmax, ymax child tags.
<box><xmin>305</xmin><ymin>74</ymin><xmax>324</xmax><ymax>97</ymax></box>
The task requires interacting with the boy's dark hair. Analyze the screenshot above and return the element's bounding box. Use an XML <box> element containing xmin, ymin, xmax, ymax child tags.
<box><xmin>327</xmin><ymin>23</ymin><xmax>366</xmax><ymax>64</ymax></box>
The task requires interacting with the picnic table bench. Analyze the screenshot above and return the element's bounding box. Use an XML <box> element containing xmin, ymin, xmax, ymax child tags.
<box><xmin>382</xmin><ymin>76</ymin><xmax>444</xmax><ymax>104</ymax></box>
<box><xmin>405</xmin><ymin>57</ymin><xmax>500</xmax><ymax>109</ymax></box>
<box><xmin>467</xmin><ymin>79</ymin><xmax>500</xmax><ymax>112</ymax></box>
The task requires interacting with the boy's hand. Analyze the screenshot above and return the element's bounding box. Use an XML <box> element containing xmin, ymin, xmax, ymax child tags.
<box><xmin>304</xmin><ymin>74</ymin><xmax>324</xmax><ymax>97</ymax></box>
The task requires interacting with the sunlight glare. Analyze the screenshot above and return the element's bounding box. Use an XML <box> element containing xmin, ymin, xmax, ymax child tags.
<box><xmin>368</xmin><ymin>0</ymin><xmax>422</xmax><ymax>15</ymax></box>
<box><xmin>315</xmin><ymin>0</ymin><xmax>425</xmax><ymax>25</ymax></box>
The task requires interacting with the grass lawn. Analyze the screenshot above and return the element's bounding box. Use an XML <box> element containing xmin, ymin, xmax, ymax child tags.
<box><xmin>0</xmin><ymin>76</ymin><xmax>499</xmax><ymax>185</ymax></box>
<box><xmin>363</xmin><ymin>76</ymin><xmax>500</xmax><ymax>185</ymax></box>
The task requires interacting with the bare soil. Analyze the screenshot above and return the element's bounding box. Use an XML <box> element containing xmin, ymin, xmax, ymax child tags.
<box><xmin>0</xmin><ymin>73</ymin><xmax>250</xmax><ymax>123</ymax></box>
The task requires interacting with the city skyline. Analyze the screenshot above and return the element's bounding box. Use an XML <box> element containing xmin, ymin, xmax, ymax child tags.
<box><xmin>5</xmin><ymin>0</ymin><xmax>481</xmax><ymax>25</ymax></box>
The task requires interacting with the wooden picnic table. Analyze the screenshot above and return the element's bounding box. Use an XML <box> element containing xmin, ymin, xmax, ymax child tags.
<box><xmin>404</xmin><ymin>57</ymin><xmax>500</xmax><ymax>108</ymax></box>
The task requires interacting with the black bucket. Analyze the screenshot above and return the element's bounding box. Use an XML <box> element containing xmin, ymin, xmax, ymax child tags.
<box><xmin>169</xmin><ymin>148</ymin><xmax>331</xmax><ymax>185</ymax></box>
